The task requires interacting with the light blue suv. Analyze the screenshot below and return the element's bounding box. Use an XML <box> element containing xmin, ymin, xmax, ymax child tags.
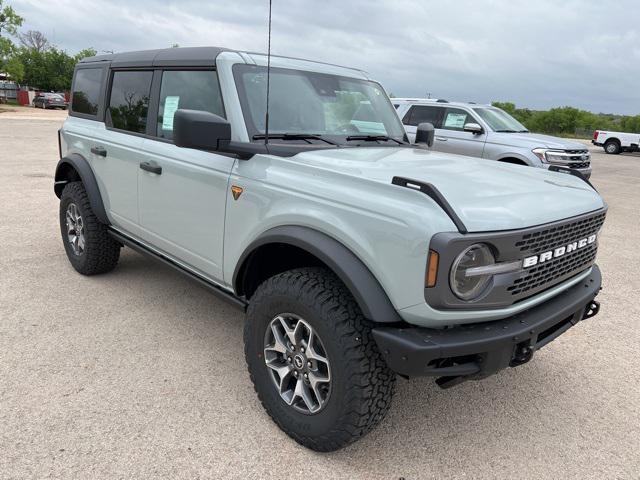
<box><xmin>54</xmin><ymin>47</ymin><xmax>606</xmax><ymax>451</ymax></box>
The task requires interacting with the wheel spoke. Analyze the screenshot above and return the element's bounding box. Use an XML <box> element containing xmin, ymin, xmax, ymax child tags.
<box><xmin>267</xmin><ymin>322</ymin><xmax>290</xmax><ymax>354</ymax></box>
<box><xmin>292</xmin><ymin>318</ymin><xmax>309</xmax><ymax>346</ymax></box>
<box><xmin>77</xmin><ymin>234</ymin><xmax>85</xmax><ymax>251</ymax></box>
<box><xmin>306</xmin><ymin>331</ymin><xmax>329</xmax><ymax>367</ymax></box>
<box><xmin>293</xmin><ymin>377</ymin><xmax>317</xmax><ymax>412</ymax></box>
<box><xmin>307</xmin><ymin>370</ymin><xmax>329</xmax><ymax>406</ymax></box>
<box><xmin>265</xmin><ymin>360</ymin><xmax>293</xmax><ymax>393</ymax></box>
<box><xmin>276</xmin><ymin>316</ymin><xmax>297</xmax><ymax>347</ymax></box>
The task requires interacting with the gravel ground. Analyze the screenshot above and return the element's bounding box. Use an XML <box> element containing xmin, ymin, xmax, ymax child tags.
<box><xmin>1</xmin><ymin>107</ymin><xmax>639</xmax><ymax>479</ymax></box>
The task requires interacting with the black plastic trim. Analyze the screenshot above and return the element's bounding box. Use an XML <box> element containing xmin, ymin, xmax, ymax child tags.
<box><xmin>372</xmin><ymin>264</ymin><xmax>602</xmax><ymax>382</ymax></box>
<box><xmin>233</xmin><ymin>226</ymin><xmax>402</xmax><ymax>324</ymax></box>
<box><xmin>109</xmin><ymin>229</ymin><xmax>247</xmax><ymax>311</ymax></box>
<box><xmin>548</xmin><ymin>165</ymin><xmax>597</xmax><ymax>191</ymax></box>
<box><xmin>391</xmin><ymin>176</ymin><xmax>468</xmax><ymax>233</ymax></box>
<box><xmin>54</xmin><ymin>154</ymin><xmax>109</xmax><ymax>225</ymax></box>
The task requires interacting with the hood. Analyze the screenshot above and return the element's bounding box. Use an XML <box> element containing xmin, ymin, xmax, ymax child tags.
<box><xmin>490</xmin><ymin>132</ymin><xmax>588</xmax><ymax>150</ymax></box>
<box><xmin>289</xmin><ymin>147</ymin><xmax>605</xmax><ymax>232</ymax></box>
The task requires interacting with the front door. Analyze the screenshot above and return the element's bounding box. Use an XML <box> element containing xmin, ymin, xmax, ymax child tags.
<box><xmin>137</xmin><ymin>69</ymin><xmax>233</xmax><ymax>282</ymax></box>
<box><xmin>433</xmin><ymin>107</ymin><xmax>487</xmax><ymax>157</ymax></box>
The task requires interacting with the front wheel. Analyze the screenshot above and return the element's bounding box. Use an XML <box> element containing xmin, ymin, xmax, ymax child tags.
<box><xmin>244</xmin><ymin>267</ymin><xmax>396</xmax><ymax>451</ymax></box>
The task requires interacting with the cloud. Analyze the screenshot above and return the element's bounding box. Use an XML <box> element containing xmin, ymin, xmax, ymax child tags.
<box><xmin>10</xmin><ymin>0</ymin><xmax>640</xmax><ymax>114</ymax></box>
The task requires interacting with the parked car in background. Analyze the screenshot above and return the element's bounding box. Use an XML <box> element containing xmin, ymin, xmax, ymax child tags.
<box><xmin>592</xmin><ymin>129</ymin><xmax>640</xmax><ymax>154</ymax></box>
<box><xmin>394</xmin><ymin>99</ymin><xmax>592</xmax><ymax>178</ymax></box>
<box><xmin>33</xmin><ymin>92</ymin><xmax>68</xmax><ymax>109</ymax></box>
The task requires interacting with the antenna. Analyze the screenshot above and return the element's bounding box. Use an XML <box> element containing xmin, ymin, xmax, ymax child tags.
<box><xmin>264</xmin><ymin>0</ymin><xmax>273</xmax><ymax>146</ymax></box>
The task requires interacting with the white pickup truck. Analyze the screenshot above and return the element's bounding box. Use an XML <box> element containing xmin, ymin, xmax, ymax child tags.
<box><xmin>592</xmin><ymin>130</ymin><xmax>640</xmax><ymax>154</ymax></box>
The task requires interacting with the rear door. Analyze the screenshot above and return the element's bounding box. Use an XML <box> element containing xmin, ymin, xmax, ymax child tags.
<box><xmin>401</xmin><ymin>104</ymin><xmax>444</xmax><ymax>142</ymax></box>
<box><xmin>86</xmin><ymin>69</ymin><xmax>154</xmax><ymax>234</ymax></box>
<box><xmin>137</xmin><ymin>68</ymin><xmax>234</xmax><ymax>281</ymax></box>
<box><xmin>433</xmin><ymin>107</ymin><xmax>487</xmax><ymax>157</ymax></box>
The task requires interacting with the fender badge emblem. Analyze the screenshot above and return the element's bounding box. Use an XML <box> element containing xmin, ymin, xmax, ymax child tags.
<box><xmin>231</xmin><ymin>185</ymin><xmax>244</xmax><ymax>200</ymax></box>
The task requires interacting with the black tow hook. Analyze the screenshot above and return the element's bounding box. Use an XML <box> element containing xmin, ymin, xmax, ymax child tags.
<box><xmin>582</xmin><ymin>300</ymin><xmax>600</xmax><ymax>320</ymax></box>
<box><xmin>510</xmin><ymin>345</ymin><xmax>534</xmax><ymax>367</ymax></box>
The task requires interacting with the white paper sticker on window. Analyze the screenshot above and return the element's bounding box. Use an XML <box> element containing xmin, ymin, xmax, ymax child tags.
<box><xmin>444</xmin><ymin>112</ymin><xmax>467</xmax><ymax>128</ymax></box>
<box><xmin>162</xmin><ymin>96</ymin><xmax>180</xmax><ymax>131</ymax></box>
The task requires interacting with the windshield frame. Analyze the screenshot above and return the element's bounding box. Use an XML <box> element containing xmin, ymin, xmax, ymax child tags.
<box><xmin>232</xmin><ymin>63</ymin><xmax>407</xmax><ymax>145</ymax></box>
<box><xmin>473</xmin><ymin>107</ymin><xmax>528</xmax><ymax>133</ymax></box>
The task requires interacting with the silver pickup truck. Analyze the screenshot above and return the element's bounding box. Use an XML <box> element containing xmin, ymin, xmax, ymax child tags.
<box><xmin>54</xmin><ymin>47</ymin><xmax>606</xmax><ymax>451</ymax></box>
<box><xmin>394</xmin><ymin>99</ymin><xmax>592</xmax><ymax>178</ymax></box>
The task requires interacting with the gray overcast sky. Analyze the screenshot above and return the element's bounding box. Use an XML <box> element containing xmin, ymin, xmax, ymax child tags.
<box><xmin>10</xmin><ymin>0</ymin><xmax>640</xmax><ymax>114</ymax></box>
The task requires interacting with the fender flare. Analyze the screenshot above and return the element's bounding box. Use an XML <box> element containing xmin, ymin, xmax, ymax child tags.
<box><xmin>233</xmin><ymin>225</ymin><xmax>403</xmax><ymax>324</ymax></box>
<box><xmin>54</xmin><ymin>153</ymin><xmax>109</xmax><ymax>225</ymax></box>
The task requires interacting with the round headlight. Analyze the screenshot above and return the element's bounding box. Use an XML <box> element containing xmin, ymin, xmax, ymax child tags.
<box><xmin>450</xmin><ymin>243</ymin><xmax>495</xmax><ymax>301</ymax></box>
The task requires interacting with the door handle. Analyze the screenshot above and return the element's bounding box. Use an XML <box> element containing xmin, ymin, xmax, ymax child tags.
<box><xmin>435</xmin><ymin>137</ymin><xmax>448</xmax><ymax>142</ymax></box>
<box><xmin>139</xmin><ymin>161</ymin><xmax>162</xmax><ymax>175</ymax></box>
<box><xmin>91</xmin><ymin>146</ymin><xmax>107</xmax><ymax>157</ymax></box>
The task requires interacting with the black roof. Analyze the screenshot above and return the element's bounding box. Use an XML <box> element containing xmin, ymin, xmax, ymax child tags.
<box><xmin>79</xmin><ymin>46</ymin><xmax>233</xmax><ymax>68</ymax></box>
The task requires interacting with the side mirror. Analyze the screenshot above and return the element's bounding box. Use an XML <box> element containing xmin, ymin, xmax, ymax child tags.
<box><xmin>415</xmin><ymin>122</ymin><xmax>435</xmax><ymax>147</ymax></box>
<box><xmin>173</xmin><ymin>109</ymin><xmax>231</xmax><ymax>151</ymax></box>
<box><xmin>463</xmin><ymin>122</ymin><xmax>484</xmax><ymax>135</ymax></box>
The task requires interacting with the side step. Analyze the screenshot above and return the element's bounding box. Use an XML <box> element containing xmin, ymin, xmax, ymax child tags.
<box><xmin>108</xmin><ymin>229</ymin><xmax>248</xmax><ymax>311</ymax></box>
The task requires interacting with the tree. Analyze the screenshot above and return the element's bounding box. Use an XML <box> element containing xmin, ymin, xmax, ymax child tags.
<box><xmin>18</xmin><ymin>30</ymin><xmax>49</xmax><ymax>52</ymax></box>
<box><xmin>0</xmin><ymin>0</ymin><xmax>23</xmax><ymax>37</ymax></box>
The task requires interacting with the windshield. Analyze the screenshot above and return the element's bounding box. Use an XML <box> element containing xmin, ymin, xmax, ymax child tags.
<box><xmin>473</xmin><ymin>107</ymin><xmax>528</xmax><ymax>132</ymax></box>
<box><xmin>233</xmin><ymin>64</ymin><xmax>406</xmax><ymax>143</ymax></box>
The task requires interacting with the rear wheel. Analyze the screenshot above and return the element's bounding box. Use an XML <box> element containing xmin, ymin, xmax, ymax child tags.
<box><xmin>604</xmin><ymin>139</ymin><xmax>621</xmax><ymax>154</ymax></box>
<box><xmin>59</xmin><ymin>181</ymin><xmax>121</xmax><ymax>275</ymax></box>
<box><xmin>244</xmin><ymin>267</ymin><xmax>396</xmax><ymax>451</ymax></box>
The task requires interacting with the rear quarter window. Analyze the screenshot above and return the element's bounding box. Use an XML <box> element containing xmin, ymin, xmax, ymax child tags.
<box><xmin>71</xmin><ymin>68</ymin><xmax>103</xmax><ymax>117</ymax></box>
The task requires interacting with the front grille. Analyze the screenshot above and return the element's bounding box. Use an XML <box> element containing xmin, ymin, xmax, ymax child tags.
<box><xmin>514</xmin><ymin>212</ymin><xmax>606</xmax><ymax>254</ymax></box>
<box><xmin>508</xmin><ymin>211</ymin><xmax>606</xmax><ymax>297</ymax></box>
<box><xmin>564</xmin><ymin>149</ymin><xmax>590</xmax><ymax>160</ymax></box>
<box><xmin>568</xmin><ymin>161</ymin><xmax>590</xmax><ymax>169</ymax></box>
<box><xmin>508</xmin><ymin>245</ymin><xmax>597</xmax><ymax>295</ymax></box>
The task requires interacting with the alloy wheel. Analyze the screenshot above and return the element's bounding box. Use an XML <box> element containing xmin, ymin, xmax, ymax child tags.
<box><xmin>65</xmin><ymin>203</ymin><xmax>85</xmax><ymax>256</ymax></box>
<box><xmin>263</xmin><ymin>314</ymin><xmax>331</xmax><ymax>414</ymax></box>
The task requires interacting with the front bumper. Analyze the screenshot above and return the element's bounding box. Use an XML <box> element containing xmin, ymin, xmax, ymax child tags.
<box><xmin>372</xmin><ymin>265</ymin><xmax>601</xmax><ymax>388</ymax></box>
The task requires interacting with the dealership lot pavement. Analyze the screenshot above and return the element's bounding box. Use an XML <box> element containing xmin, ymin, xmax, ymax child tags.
<box><xmin>1</xmin><ymin>107</ymin><xmax>639</xmax><ymax>479</ymax></box>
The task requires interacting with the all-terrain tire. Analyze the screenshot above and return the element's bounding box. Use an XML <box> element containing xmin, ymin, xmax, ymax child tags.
<box><xmin>604</xmin><ymin>139</ymin><xmax>621</xmax><ymax>154</ymax></box>
<box><xmin>59</xmin><ymin>181</ymin><xmax>121</xmax><ymax>275</ymax></box>
<box><xmin>244</xmin><ymin>267</ymin><xmax>396</xmax><ymax>451</ymax></box>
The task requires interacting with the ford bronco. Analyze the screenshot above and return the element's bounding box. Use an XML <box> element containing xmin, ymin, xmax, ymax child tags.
<box><xmin>55</xmin><ymin>47</ymin><xmax>606</xmax><ymax>451</ymax></box>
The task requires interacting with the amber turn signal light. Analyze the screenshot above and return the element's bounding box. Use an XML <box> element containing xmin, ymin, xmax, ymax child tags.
<box><xmin>426</xmin><ymin>250</ymin><xmax>439</xmax><ymax>288</ymax></box>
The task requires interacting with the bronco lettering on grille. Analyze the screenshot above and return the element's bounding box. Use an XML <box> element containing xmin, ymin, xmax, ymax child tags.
<box><xmin>523</xmin><ymin>234</ymin><xmax>597</xmax><ymax>268</ymax></box>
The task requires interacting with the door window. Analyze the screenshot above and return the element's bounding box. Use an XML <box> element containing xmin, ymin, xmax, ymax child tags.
<box><xmin>402</xmin><ymin>105</ymin><xmax>443</xmax><ymax>127</ymax></box>
<box><xmin>441</xmin><ymin>108</ymin><xmax>475</xmax><ymax>131</ymax></box>
<box><xmin>71</xmin><ymin>68</ymin><xmax>103</xmax><ymax>116</ymax></box>
<box><xmin>157</xmin><ymin>70</ymin><xmax>225</xmax><ymax>140</ymax></box>
<box><xmin>107</xmin><ymin>70</ymin><xmax>153</xmax><ymax>134</ymax></box>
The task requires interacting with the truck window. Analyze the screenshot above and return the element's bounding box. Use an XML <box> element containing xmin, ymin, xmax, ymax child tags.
<box><xmin>71</xmin><ymin>68</ymin><xmax>103</xmax><ymax>116</ymax></box>
<box><xmin>156</xmin><ymin>70</ymin><xmax>225</xmax><ymax>140</ymax></box>
<box><xmin>441</xmin><ymin>107</ymin><xmax>474</xmax><ymax>131</ymax></box>
<box><xmin>107</xmin><ymin>70</ymin><xmax>153</xmax><ymax>134</ymax></box>
<box><xmin>402</xmin><ymin>105</ymin><xmax>442</xmax><ymax>127</ymax></box>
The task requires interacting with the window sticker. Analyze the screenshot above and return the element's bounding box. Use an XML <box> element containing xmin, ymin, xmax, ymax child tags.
<box><xmin>444</xmin><ymin>112</ymin><xmax>467</xmax><ymax>128</ymax></box>
<box><xmin>162</xmin><ymin>96</ymin><xmax>180</xmax><ymax>130</ymax></box>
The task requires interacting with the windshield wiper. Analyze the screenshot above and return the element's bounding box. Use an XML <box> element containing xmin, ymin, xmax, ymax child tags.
<box><xmin>494</xmin><ymin>129</ymin><xmax>518</xmax><ymax>133</ymax></box>
<box><xmin>252</xmin><ymin>133</ymin><xmax>338</xmax><ymax>145</ymax></box>
<box><xmin>345</xmin><ymin>135</ymin><xmax>405</xmax><ymax>145</ymax></box>
<box><xmin>518</xmin><ymin>130</ymin><xmax>529</xmax><ymax>133</ymax></box>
